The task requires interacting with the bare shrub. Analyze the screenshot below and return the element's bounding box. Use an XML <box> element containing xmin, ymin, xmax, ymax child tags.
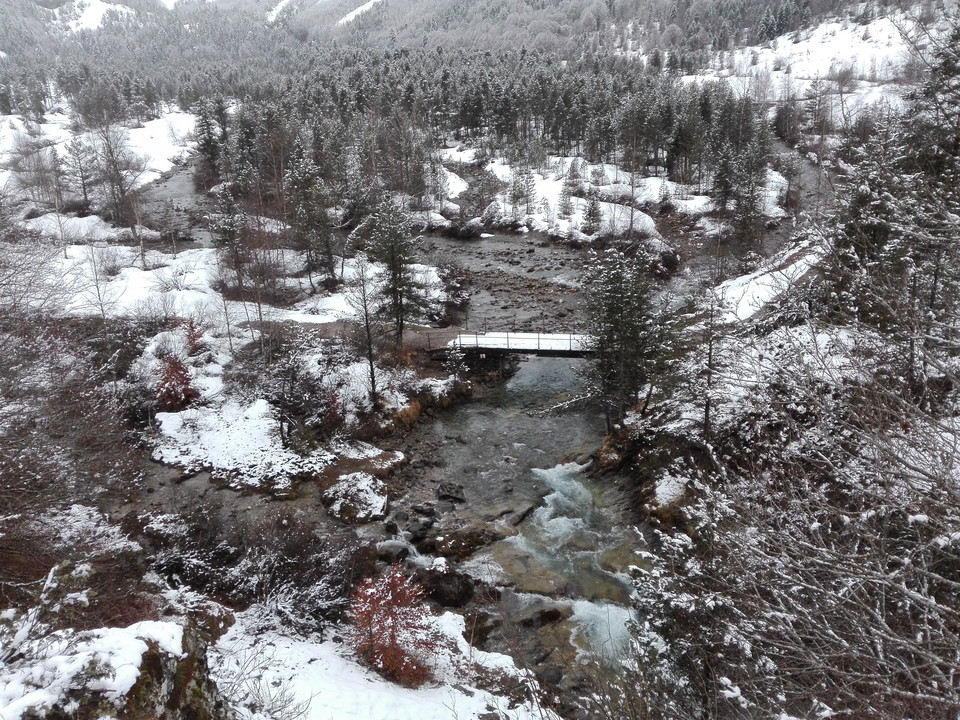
<box><xmin>150</xmin><ymin>509</ymin><xmax>374</xmax><ymax>636</ymax></box>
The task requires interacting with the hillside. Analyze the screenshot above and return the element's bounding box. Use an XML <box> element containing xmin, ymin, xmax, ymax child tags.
<box><xmin>1</xmin><ymin>1</ymin><xmax>959</xmax><ymax>719</ymax></box>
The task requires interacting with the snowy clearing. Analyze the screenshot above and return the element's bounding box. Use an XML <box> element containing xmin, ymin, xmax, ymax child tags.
<box><xmin>153</xmin><ymin>399</ymin><xmax>337</xmax><ymax>490</ymax></box>
<box><xmin>57</xmin><ymin>0</ymin><xmax>133</xmax><ymax>32</ymax></box>
<box><xmin>715</xmin><ymin>236</ymin><xmax>824</xmax><ymax>322</ymax></box>
<box><xmin>0</xmin><ymin>107</ymin><xmax>195</xmax><ymax>193</ymax></box>
<box><xmin>267</xmin><ymin>0</ymin><xmax>296</xmax><ymax>22</ymax></box>
<box><xmin>336</xmin><ymin>0</ymin><xmax>385</xmax><ymax>25</ymax></box>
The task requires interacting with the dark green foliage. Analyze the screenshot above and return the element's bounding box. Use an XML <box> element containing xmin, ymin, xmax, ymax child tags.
<box><xmin>581</xmin><ymin>248</ymin><xmax>666</xmax><ymax>426</ymax></box>
<box><xmin>352</xmin><ymin>203</ymin><xmax>431</xmax><ymax>347</ymax></box>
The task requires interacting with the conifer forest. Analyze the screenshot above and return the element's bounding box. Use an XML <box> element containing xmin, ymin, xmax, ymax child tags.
<box><xmin>1</xmin><ymin>0</ymin><xmax>959</xmax><ymax>718</ymax></box>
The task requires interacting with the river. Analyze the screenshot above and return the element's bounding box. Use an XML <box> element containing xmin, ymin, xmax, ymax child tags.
<box><xmin>390</xmin><ymin>353</ymin><xmax>642</xmax><ymax>691</ymax></box>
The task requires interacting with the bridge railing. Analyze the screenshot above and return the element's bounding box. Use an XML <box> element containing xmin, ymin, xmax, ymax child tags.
<box><xmin>446</xmin><ymin>331</ymin><xmax>588</xmax><ymax>353</ymax></box>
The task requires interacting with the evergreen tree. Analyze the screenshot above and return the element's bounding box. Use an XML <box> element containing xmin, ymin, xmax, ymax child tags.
<box><xmin>286</xmin><ymin>139</ymin><xmax>338</xmax><ymax>286</ymax></box>
<box><xmin>352</xmin><ymin>202</ymin><xmax>429</xmax><ymax>347</ymax></box>
<box><xmin>557</xmin><ymin>181</ymin><xmax>574</xmax><ymax>220</ymax></box>
<box><xmin>583</xmin><ymin>189</ymin><xmax>603</xmax><ymax>235</ymax></box>
<box><xmin>581</xmin><ymin>248</ymin><xmax>662</xmax><ymax>427</ymax></box>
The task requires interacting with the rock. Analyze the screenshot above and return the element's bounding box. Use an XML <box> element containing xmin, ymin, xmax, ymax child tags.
<box><xmin>537</xmin><ymin>664</ymin><xmax>564</xmax><ymax>687</ymax></box>
<box><xmin>321</xmin><ymin>472</ymin><xmax>388</xmax><ymax>524</ymax></box>
<box><xmin>377</xmin><ymin>539</ymin><xmax>412</xmax><ymax>563</ymax></box>
<box><xmin>414</xmin><ymin>565</ymin><xmax>476</xmax><ymax>607</ymax></box>
<box><xmin>406</xmin><ymin>517</ymin><xmax>435</xmax><ymax>543</ymax></box>
<box><xmin>460</xmin><ymin>609</ymin><xmax>501</xmax><ymax>647</ymax></box>
<box><xmin>432</xmin><ymin>520</ymin><xmax>505</xmax><ymax>560</ymax></box>
<box><xmin>129</xmin><ymin>628</ymin><xmax>234</xmax><ymax>720</ymax></box>
<box><xmin>54</xmin><ymin>625</ymin><xmax>235</xmax><ymax>720</ymax></box>
<box><xmin>437</xmin><ymin>482</ymin><xmax>466</xmax><ymax>503</ymax></box>
<box><xmin>501</xmin><ymin>594</ymin><xmax>573</xmax><ymax>629</ymax></box>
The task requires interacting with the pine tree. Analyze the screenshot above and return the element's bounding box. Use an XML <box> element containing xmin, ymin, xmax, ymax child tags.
<box><xmin>581</xmin><ymin>248</ymin><xmax>662</xmax><ymax>427</ymax></box>
<box><xmin>583</xmin><ymin>189</ymin><xmax>603</xmax><ymax>235</ymax></box>
<box><xmin>352</xmin><ymin>202</ymin><xmax>429</xmax><ymax>347</ymax></box>
<box><xmin>558</xmin><ymin>181</ymin><xmax>574</xmax><ymax>219</ymax></box>
<box><xmin>286</xmin><ymin>139</ymin><xmax>337</xmax><ymax>286</ymax></box>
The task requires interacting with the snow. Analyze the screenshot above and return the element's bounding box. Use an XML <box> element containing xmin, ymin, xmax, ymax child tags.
<box><xmin>58</xmin><ymin>0</ymin><xmax>133</xmax><ymax>32</ymax></box>
<box><xmin>211</xmin><ymin>609</ymin><xmax>555</xmax><ymax>720</ymax></box>
<box><xmin>654</xmin><ymin>474</ymin><xmax>687</xmax><ymax>505</ymax></box>
<box><xmin>443</xmin><ymin>167</ymin><xmax>468</xmax><ymax>199</ymax></box>
<box><xmin>323</xmin><ymin>472</ymin><xmax>388</xmax><ymax>521</ymax></box>
<box><xmin>8</xmin><ymin>238</ymin><xmax>443</xmax><ymax>490</ymax></box>
<box><xmin>153</xmin><ymin>399</ymin><xmax>336</xmax><ymax>490</ymax></box>
<box><xmin>0</xmin><ymin>107</ymin><xmax>195</xmax><ymax>195</ymax></box>
<box><xmin>267</xmin><ymin>0</ymin><xmax>296</xmax><ymax>22</ymax></box>
<box><xmin>125</xmin><ymin>111</ymin><xmax>196</xmax><ymax>185</ymax></box>
<box><xmin>20</xmin><ymin>214</ymin><xmax>149</xmax><ymax>244</ymax></box>
<box><xmin>438</xmin><ymin>146</ymin><xmax>477</xmax><ymax>165</ymax></box>
<box><xmin>125</xmin><ymin>621</ymin><xmax>185</xmax><ymax>658</ymax></box>
<box><xmin>467</xmin><ymin>154</ymin><xmax>727</xmax><ymax>242</ymax></box>
<box><xmin>0</xmin><ymin>621</ymin><xmax>184</xmax><ymax>720</ymax></box>
<box><xmin>450</xmin><ymin>331</ymin><xmax>589</xmax><ymax>353</ymax></box>
<box><xmin>30</xmin><ymin>505</ymin><xmax>140</xmax><ymax>556</ymax></box>
<box><xmin>336</xmin><ymin>0</ymin><xmax>384</xmax><ymax>25</ymax></box>
<box><xmin>675</xmin><ymin>7</ymin><xmax>951</xmax><ymax>114</ymax></box>
<box><xmin>715</xmin><ymin>236</ymin><xmax>824</xmax><ymax>322</ymax></box>
<box><xmin>44</xmin><ymin>245</ymin><xmax>220</xmax><ymax>320</ymax></box>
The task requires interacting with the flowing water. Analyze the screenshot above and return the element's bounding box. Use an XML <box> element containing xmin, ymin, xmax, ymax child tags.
<box><xmin>412</xmin><ymin>355</ymin><xmax>641</xmax><ymax>662</ymax></box>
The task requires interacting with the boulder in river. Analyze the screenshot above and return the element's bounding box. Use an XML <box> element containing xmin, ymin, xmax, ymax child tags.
<box><xmin>437</xmin><ymin>482</ymin><xmax>466</xmax><ymax>503</ymax></box>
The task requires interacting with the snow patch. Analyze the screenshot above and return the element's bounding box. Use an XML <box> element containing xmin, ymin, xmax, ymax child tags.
<box><xmin>153</xmin><ymin>399</ymin><xmax>335</xmax><ymax>490</ymax></box>
<box><xmin>267</xmin><ymin>0</ymin><xmax>296</xmax><ymax>22</ymax></box>
<box><xmin>715</xmin><ymin>237</ymin><xmax>823</xmax><ymax>322</ymax></box>
<box><xmin>336</xmin><ymin>0</ymin><xmax>384</xmax><ymax>25</ymax></box>
<box><xmin>58</xmin><ymin>0</ymin><xmax>133</xmax><ymax>32</ymax></box>
<box><xmin>0</xmin><ymin>621</ymin><xmax>184</xmax><ymax>720</ymax></box>
<box><xmin>210</xmin><ymin>609</ymin><xmax>555</xmax><ymax>720</ymax></box>
<box><xmin>323</xmin><ymin>472</ymin><xmax>388</xmax><ymax>522</ymax></box>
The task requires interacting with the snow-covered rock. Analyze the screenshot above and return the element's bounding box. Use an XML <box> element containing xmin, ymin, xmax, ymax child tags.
<box><xmin>323</xmin><ymin>471</ymin><xmax>388</xmax><ymax>523</ymax></box>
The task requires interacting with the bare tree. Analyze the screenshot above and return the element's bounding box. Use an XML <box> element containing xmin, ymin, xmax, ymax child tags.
<box><xmin>345</xmin><ymin>253</ymin><xmax>385</xmax><ymax>405</ymax></box>
<box><xmin>93</xmin><ymin>124</ymin><xmax>148</xmax><ymax>261</ymax></box>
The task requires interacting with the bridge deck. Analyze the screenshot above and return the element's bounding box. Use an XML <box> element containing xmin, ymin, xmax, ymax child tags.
<box><xmin>448</xmin><ymin>331</ymin><xmax>591</xmax><ymax>356</ymax></box>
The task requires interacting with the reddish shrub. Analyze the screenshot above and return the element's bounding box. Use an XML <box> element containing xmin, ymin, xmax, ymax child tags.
<box><xmin>349</xmin><ymin>565</ymin><xmax>440</xmax><ymax>687</ymax></box>
<box><xmin>155</xmin><ymin>355</ymin><xmax>199</xmax><ymax>412</ymax></box>
<box><xmin>183</xmin><ymin>317</ymin><xmax>206</xmax><ymax>356</ymax></box>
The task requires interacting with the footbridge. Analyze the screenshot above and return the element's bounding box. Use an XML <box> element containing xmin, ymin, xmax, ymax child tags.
<box><xmin>447</xmin><ymin>331</ymin><xmax>592</xmax><ymax>358</ymax></box>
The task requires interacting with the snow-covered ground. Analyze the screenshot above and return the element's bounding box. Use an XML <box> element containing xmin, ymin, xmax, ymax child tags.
<box><xmin>678</xmin><ymin>6</ymin><xmax>954</xmax><ymax>114</ymax></box>
<box><xmin>0</xmin><ymin>107</ymin><xmax>195</xmax><ymax>193</ymax></box>
<box><xmin>441</xmin><ymin>150</ymin><xmax>726</xmax><ymax>244</ymax></box>
<box><xmin>715</xmin><ymin>235</ymin><xmax>824</xmax><ymax>323</ymax></box>
<box><xmin>212</xmin><ymin>608</ymin><xmax>556</xmax><ymax>720</ymax></box>
<box><xmin>55</xmin><ymin>0</ymin><xmax>133</xmax><ymax>32</ymax></box>
<box><xmin>0</xmin><ymin>620</ymin><xmax>184</xmax><ymax>720</ymax></box>
<box><xmin>267</xmin><ymin>0</ymin><xmax>296</xmax><ymax>23</ymax></box>
<box><xmin>337</xmin><ymin>0</ymin><xmax>385</xmax><ymax>25</ymax></box>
